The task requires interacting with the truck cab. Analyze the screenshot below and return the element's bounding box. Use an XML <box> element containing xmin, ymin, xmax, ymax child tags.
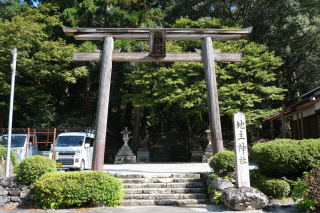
<box><xmin>0</xmin><ymin>134</ymin><xmax>38</xmax><ymax>162</ymax></box>
<box><xmin>53</xmin><ymin>132</ymin><xmax>94</xmax><ymax>171</ymax></box>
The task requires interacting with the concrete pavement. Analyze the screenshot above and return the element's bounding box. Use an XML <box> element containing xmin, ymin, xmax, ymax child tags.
<box><xmin>102</xmin><ymin>162</ymin><xmax>258</xmax><ymax>174</ymax></box>
<box><xmin>1</xmin><ymin>204</ymin><xmax>300</xmax><ymax>213</ymax></box>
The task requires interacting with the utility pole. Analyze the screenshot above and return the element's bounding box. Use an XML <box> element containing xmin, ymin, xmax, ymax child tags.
<box><xmin>6</xmin><ymin>48</ymin><xmax>17</xmax><ymax>177</ymax></box>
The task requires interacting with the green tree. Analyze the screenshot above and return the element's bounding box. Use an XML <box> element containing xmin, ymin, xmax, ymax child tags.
<box><xmin>123</xmin><ymin>18</ymin><xmax>286</xmax><ymax>139</ymax></box>
<box><xmin>0</xmin><ymin>4</ymin><xmax>88</xmax><ymax>128</ymax></box>
<box><xmin>0</xmin><ymin>0</ymin><xmax>29</xmax><ymax>23</ymax></box>
<box><xmin>164</xmin><ymin>0</ymin><xmax>320</xmax><ymax>106</ymax></box>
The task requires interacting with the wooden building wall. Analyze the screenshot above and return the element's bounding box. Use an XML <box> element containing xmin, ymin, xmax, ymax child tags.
<box><xmin>291</xmin><ymin>114</ymin><xmax>318</xmax><ymax>139</ymax></box>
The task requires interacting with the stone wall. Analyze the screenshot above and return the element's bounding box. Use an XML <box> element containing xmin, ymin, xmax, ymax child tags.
<box><xmin>202</xmin><ymin>172</ymin><xmax>235</xmax><ymax>203</ymax></box>
<box><xmin>0</xmin><ymin>176</ymin><xmax>34</xmax><ymax>206</ymax></box>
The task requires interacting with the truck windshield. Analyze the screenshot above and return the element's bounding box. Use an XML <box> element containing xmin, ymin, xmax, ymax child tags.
<box><xmin>55</xmin><ymin>136</ymin><xmax>84</xmax><ymax>147</ymax></box>
<box><xmin>0</xmin><ymin>136</ymin><xmax>26</xmax><ymax>147</ymax></box>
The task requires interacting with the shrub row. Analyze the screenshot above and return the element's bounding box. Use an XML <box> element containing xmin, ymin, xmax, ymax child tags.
<box><xmin>252</xmin><ymin>139</ymin><xmax>320</xmax><ymax>178</ymax></box>
<box><xmin>34</xmin><ymin>171</ymin><xmax>124</xmax><ymax>209</ymax></box>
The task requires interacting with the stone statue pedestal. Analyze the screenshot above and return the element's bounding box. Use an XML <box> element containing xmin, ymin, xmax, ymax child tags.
<box><xmin>114</xmin><ymin>144</ymin><xmax>136</xmax><ymax>164</ymax></box>
<box><xmin>137</xmin><ymin>147</ymin><xmax>149</xmax><ymax>162</ymax></box>
<box><xmin>191</xmin><ymin>150</ymin><xmax>203</xmax><ymax>162</ymax></box>
<box><xmin>202</xmin><ymin>128</ymin><xmax>213</xmax><ymax>163</ymax></box>
<box><xmin>114</xmin><ymin>127</ymin><xmax>136</xmax><ymax>164</ymax></box>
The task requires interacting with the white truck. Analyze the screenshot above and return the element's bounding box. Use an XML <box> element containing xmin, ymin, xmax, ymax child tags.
<box><xmin>53</xmin><ymin>131</ymin><xmax>94</xmax><ymax>171</ymax></box>
<box><xmin>0</xmin><ymin>134</ymin><xmax>38</xmax><ymax>162</ymax></box>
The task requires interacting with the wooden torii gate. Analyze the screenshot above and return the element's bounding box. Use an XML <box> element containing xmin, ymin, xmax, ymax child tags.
<box><xmin>63</xmin><ymin>26</ymin><xmax>252</xmax><ymax>171</ymax></box>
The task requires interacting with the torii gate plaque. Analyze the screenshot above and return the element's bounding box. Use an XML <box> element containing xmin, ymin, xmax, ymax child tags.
<box><xmin>63</xmin><ymin>26</ymin><xmax>252</xmax><ymax>171</ymax></box>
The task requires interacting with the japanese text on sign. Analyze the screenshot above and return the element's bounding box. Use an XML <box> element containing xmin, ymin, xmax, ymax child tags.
<box><xmin>150</xmin><ymin>30</ymin><xmax>166</xmax><ymax>57</ymax></box>
<box><xmin>233</xmin><ymin>112</ymin><xmax>250</xmax><ymax>187</ymax></box>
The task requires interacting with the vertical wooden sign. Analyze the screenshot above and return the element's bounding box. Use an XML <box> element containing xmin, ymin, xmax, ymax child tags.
<box><xmin>149</xmin><ymin>29</ymin><xmax>166</xmax><ymax>57</ymax></box>
<box><xmin>232</xmin><ymin>112</ymin><xmax>250</xmax><ymax>188</ymax></box>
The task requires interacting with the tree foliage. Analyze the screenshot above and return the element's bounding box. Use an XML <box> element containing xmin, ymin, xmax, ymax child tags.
<box><xmin>164</xmin><ymin>0</ymin><xmax>320</xmax><ymax>106</ymax></box>
<box><xmin>123</xmin><ymin>18</ymin><xmax>285</xmax><ymax>137</ymax></box>
<box><xmin>0</xmin><ymin>4</ymin><xmax>88</xmax><ymax>127</ymax></box>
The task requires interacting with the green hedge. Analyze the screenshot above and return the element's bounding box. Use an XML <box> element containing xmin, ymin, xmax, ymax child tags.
<box><xmin>252</xmin><ymin>139</ymin><xmax>320</xmax><ymax>178</ymax></box>
<box><xmin>0</xmin><ymin>145</ymin><xmax>19</xmax><ymax>173</ymax></box>
<box><xmin>209</xmin><ymin>150</ymin><xmax>235</xmax><ymax>172</ymax></box>
<box><xmin>34</xmin><ymin>171</ymin><xmax>124</xmax><ymax>209</ymax></box>
<box><xmin>257</xmin><ymin>178</ymin><xmax>290</xmax><ymax>199</ymax></box>
<box><xmin>17</xmin><ymin>155</ymin><xmax>57</xmax><ymax>184</ymax></box>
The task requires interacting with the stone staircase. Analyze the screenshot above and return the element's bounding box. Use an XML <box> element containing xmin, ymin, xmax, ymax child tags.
<box><xmin>116</xmin><ymin>173</ymin><xmax>208</xmax><ymax>206</ymax></box>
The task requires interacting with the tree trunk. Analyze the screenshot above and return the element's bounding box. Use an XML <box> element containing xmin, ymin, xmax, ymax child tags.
<box><xmin>124</xmin><ymin>102</ymin><xmax>133</xmax><ymax>129</ymax></box>
<box><xmin>85</xmin><ymin>71</ymin><xmax>91</xmax><ymax>117</ymax></box>
<box><xmin>64</xmin><ymin>84</ymin><xmax>70</xmax><ymax>112</ymax></box>
<box><xmin>185</xmin><ymin>113</ymin><xmax>194</xmax><ymax>139</ymax></box>
<box><xmin>140</xmin><ymin>108</ymin><xmax>149</xmax><ymax>136</ymax></box>
<box><xmin>0</xmin><ymin>108</ymin><xmax>4</xmax><ymax>128</ymax></box>
<box><xmin>132</xmin><ymin>86</ymin><xmax>142</xmax><ymax>154</ymax></box>
<box><xmin>132</xmin><ymin>106</ymin><xmax>141</xmax><ymax>154</ymax></box>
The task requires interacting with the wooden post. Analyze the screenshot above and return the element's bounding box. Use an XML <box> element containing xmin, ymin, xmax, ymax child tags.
<box><xmin>46</xmin><ymin>129</ymin><xmax>49</xmax><ymax>146</ymax></box>
<box><xmin>26</xmin><ymin>128</ymin><xmax>29</xmax><ymax>158</ymax></box>
<box><xmin>92</xmin><ymin>36</ymin><xmax>114</xmax><ymax>171</ymax></box>
<box><xmin>202</xmin><ymin>37</ymin><xmax>223</xmax><ymax>155</ymax></box>
<box><xmin>52</xmin><ymin>128</ymin><xmax>56</xmax><ymax>160</ymax></box>
<box><xmin>300</xmin><ymin>109</ymin><xmax>304</xmax><ymax>139</ymax></box>
<box><xmin>282</xmin><ymin>111</ymin><xmax>286</xmax><ymax>138</ymax></box>
<box><xmin>316</xmin><ymin>110</ymin><xmax>320</xmax><ymax>138</ymax></box>
<box><xmin>33</xmin><ymin>129</ymin><xmax>35</xmax><ymax>146</ymax></box>
<box><xmin>296</xmin><ymin>112</ymin><xmax>301</xmax><ymax>140</ymax></box>
<box><xmin>270</xmin><ymin>120</ymin><xmax>274</xmax><ymax>140</ymax></box>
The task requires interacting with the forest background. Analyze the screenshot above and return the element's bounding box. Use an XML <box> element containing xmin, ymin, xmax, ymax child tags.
<box><xmin>1</xmin><ymin>0</ymin><xmax>320</xmax><ymax>149</ymax></box>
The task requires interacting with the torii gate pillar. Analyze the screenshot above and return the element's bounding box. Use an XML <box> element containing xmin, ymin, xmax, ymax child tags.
<box><xmin>92</xmin><ymin>37</ymin><xmax>114</xmax><ymax>171</ymax></box>
<box><xmin>202</xmin><ymin>37</ymin><xmax>224</xmax><ymax>154</ymax></box>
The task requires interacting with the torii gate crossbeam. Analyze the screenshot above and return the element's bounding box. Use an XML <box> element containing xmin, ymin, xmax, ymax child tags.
<box><xmin>63</xmin><ymin>27</ymin><xmax>252</xmax><ymax>171</ymax></box>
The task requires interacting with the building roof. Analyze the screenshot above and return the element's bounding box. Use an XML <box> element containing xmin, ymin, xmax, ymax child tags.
<box><xmin>300</xmin><ymin>85</ymin><xmax>320</xmax><ymax>98</ymax></box>
<box><xmin>263</xmin><ymin>86</ymin><xmax>320</xmax><ymax>121</ymax></box>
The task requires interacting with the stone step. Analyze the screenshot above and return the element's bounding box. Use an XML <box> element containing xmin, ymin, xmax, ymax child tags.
<box><xmin>121</xmin><ymin>178</ymin><xmax>201</xmax><ymax>184</ymax></box>
<box><xmin>115</xmin><ymin>173</ymin><xmax>200</xmax><ymax>179</ymax></box>
<box><xmin>125</xmin><ymin>188</ymin><xmax>204</xmax><ymax>194</ymax></box>
<box><xmin>123</xmin><ymin>193</ymin><xmax>206</xmax><ymax>200</ymax></box>
<box><xmin>120</xmin><ymin>199</ymin><xmax>208</xmax><ymax>206</ymax></box>
<box><xmin>123</xmin><ymin>182</ymin><xmax>204</xmax><ymax>189</ymax></box>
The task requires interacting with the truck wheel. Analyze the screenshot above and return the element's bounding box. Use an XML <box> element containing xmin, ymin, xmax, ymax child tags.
<box><xmin>80</xmin><ymin>160</ymin><xmax>85</xmax><ymax>171</ymax></box>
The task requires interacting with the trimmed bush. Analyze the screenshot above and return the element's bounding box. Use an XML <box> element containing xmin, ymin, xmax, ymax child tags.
<box><xmin>257</xmin><ymin>178</ymin><xmax>290</xmax><ymax>199</ymax></box>
<box><xmin>34</xmin><ymin>171</ymin><xmax>125</xmax><ymax>209</ymax></box>
<box><xmin>0</xmin><ymin>145</ymin><xmax>19</xmax><ymax>173</ymax></box>
<box><xmin>17</xmin><ymin>155</ymin><xmax>57</xmax><ymax>183</ymax></box>
<box><xmin>252</xmin><ymin>139</ymin><xmax>320</xmax><ymax>178</ymax></box>
<box><xmin>209</xmin><ymin>150</ymin><xmax>235</xmax><ymax>172</ymax></box>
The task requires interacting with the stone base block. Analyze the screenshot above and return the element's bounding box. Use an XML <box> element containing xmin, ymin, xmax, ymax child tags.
<box><xmin>213</xmin><ymin>178</ymin><xmax>234</xmax><ymax>190</ymax></box>
<box><xmin>202</xmin><ymin>154</ymin><xmax>212</xmax><ymax>163</ymax></box>
<box><xmin>221</xmin><ymin>187</ymin><xmax>269</xmax><ymax>211</ymax></box>
<box><xmin>191</xmin><ymin>150</ymin><xmax>203</xmax><ymax>162</ymax></box>
<box><xmin>114</xmin><ymin>155</ymin><xmax>136</xmax><ymax>164</ymax></box>
<box><xmin>137</xmin><ymin>151</ymin><xmax>149</xmax><ymax>162</ymax></box>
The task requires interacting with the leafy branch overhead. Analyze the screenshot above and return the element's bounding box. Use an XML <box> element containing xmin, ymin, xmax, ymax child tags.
<box><xmin>123</xmin><ymin>18</ymin><xmax>286</xmax><ymax>127</ymax></box>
